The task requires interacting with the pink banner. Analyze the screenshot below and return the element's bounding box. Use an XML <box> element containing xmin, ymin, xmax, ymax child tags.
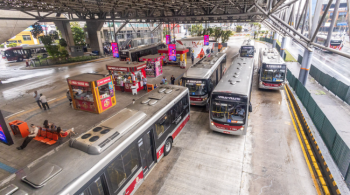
<box><xmin>96</xmin><ymin>77</ymin><xmax>111</xmax><ymax>86</ymax></box>
<box><xmin>68</xmin><ymin>80</ymin><xmax>90</xmax><ymax>87</ymax></box>
<box><xmin>101</xmin><ymin>97</ymin><xmax>112</xmax><ymax>111</ymax></box>
<box><xmin>168</xmin><ymin>44</ymin><xmax>176</xmax><ymax>61</ymax></box>
<box><xmin>75</xmin><ymin>100</ymin><xmax>95</xmax><ymax>112</ymax></box>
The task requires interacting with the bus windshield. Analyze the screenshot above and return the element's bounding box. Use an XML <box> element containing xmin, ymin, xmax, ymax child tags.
<box><xmin>261</xmin><ymin>64</ymin><xmax>286</xmax><ymax>82</ymax></box>
<box><xmin>240</xmin><ymin>46</ymin><xmax>254</xmax><ymax>57</ymax></box>
<box><xmin>182</xmin><ymin>79</ymin><xmax>208</xmax><ymax>96</ymax></box>
<box><xmin>330</xmin><ymin>40</ymin><xmax>342</xmax><ymax>46</ymax></box>
<box><xmin>211</xmin><ymin>95</ymin><xmax>246</xmax><ymax>124</ymax></box>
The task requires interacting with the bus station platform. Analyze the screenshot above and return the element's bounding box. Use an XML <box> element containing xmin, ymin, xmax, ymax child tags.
<box><xmin>0</xmin><ymin>38</ymin><xmax>321</xmax><ymax>194</ymax></box>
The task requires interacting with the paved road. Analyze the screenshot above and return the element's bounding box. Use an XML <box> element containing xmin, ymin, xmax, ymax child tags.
<box><xmin>286</xmin><ymin>40</ymin><xmax>350</xmax><ymax>85</ymax></box>
<box><xmin>135</xmin><ymin>40</ymin><xmax>317</xmax><ymax>195</ymax></box>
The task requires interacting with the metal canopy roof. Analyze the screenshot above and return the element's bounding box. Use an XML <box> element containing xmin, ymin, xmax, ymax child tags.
<box><xmin>0</xmin><ymin>0</ymin><xmax>268</xmax><ymax>22</ymax></box>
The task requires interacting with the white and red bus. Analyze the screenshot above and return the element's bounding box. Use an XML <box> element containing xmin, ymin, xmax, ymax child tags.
<box><xmin>258</xmin><ymin>48</ymin><xmax>287</xmax><ymax>90</ymax></box>
<box><xmin>209</xmin><ymin>48</ymin><xmax>254</xmax><ymax>135</ymax></box>
<box><xmin>315</xmin><ymin>34</ymin><xmax>344</xmax><ymax>51</ymax></box>
<box><xmin>1</xmin><ymin>44</ymin><xmax>48</xmax><ymax>62</ymax></box>
<box><xmin>0</xmin><ymin>85</ymin><xmax>190</xmax><ymax>195</ymax></box>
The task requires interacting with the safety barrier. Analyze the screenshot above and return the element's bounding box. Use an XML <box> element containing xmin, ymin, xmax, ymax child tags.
<box><xmin>309</xmin><ymin>65</ymin><xmax>350</xmax><ymax>105</ymax></box>
<box><xmin>287</xmin><ymin>69</ymin><xmax>350</xmax><ymax>189</ymax></box>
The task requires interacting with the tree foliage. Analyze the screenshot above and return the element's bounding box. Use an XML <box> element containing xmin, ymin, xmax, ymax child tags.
<box><xmin>221</xmin><ymin>30</ymin><xmax>233</xmax><ymax>43</ymax></box>
<box><xmin>30</xmin><ymin>22</ymin><xmax>44</xmax><ymax>39</ymax></box>
<box><xmin>70</xmin><ymin>22</ymin><xmax>85</xmax><ymax>45</ymax></box>
<box><xmin>59</xmin><ymin>38</ymin><xmax>67</xmax><ymax>47</ymax></box>
<box><xmin>236</xmin><ymin>26</ymin><xmax>242</xmax><ymax>33</ymax></box>
<box><xmin>213</xmin><ymin>27</ymin><xmax>222</xmax><ymax>42</ymax></box>
<box><xmin>39</xmin><ymin>35</ymin><xmax>68</xmax><ymax>59</ymax></box>
<box><xmin>188</xmin><ymin>24</ymin><xmax>203</xmax><ymax>36</ymax></box>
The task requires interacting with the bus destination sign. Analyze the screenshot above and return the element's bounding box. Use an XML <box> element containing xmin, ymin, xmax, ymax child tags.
<box><xmin>217</xmin><ymin>96</ymin><xmax>241</xmax><ymax>101</ymax></box>
<box><xmin>265</xmin><ymin>64</ymin><xmax>284</xmax><ymax>69</ymax></box>
<box><xmin>187</xmin><ymin>80</ymin><xmax>203</xmax><ymax>83</ymax></box>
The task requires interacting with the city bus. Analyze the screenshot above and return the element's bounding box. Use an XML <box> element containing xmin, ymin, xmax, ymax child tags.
<box><xmin>239</xmin><ymin>39</ymin><xmax>255</xmax><ymax>58</ymax></box>
<box><xmin>0</xmin><ymin>85</ymin><xmax>190</xmax><ymax>195</ymax></box>
<box><xmin>315</xmin><ymin>34</ymin><xmax>344</xmax><ymax>52</ymax></box>
<box><xmin>181</xmin><ymin>48</ymin><xmax>227</xmax><ymax>109</ymax></box>
<box><xmin>1</xmin><ymin>44</ymin><xmax>48</xmax><ymax>62</ymax></box>
<box><xmin>258</xmin><ymin>48</ymin><xmax>287</xmax><ymax>90</ymax></box>
<box><xmin>209</xmin><ymin>47</ymin><xmax>254</xmax><ymax>135</ymax></box>
<box><xmin>119</xmin><ymin>43</ymin><xmax>165</xmax><ymax>61</ymax></box>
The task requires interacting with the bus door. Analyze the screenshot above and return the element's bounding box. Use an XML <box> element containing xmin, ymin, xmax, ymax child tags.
<box><xmin>137</xmin><ymin>130</ymin><xmax>155</xmax><ymax>176</ymax></box>
<box><xmin>220</xmin><ymin>63</ymin><xmax>223</xmax><ymax>78</ymax></box>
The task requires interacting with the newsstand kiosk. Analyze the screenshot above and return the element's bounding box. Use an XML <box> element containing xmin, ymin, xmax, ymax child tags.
<box><xmin>106</xmin><ymin>61</ymin><xmax>147</xmax><ymax>93</ymax></box>
<box><xmin>158</xmin><ymin>47</ymin><xmax>189</xmax><ymax>68</ymax></box>
<box><xmin>139</xmin><ymin>54</ymin><xmax>165</xmax><ymax>78</ymax></box>
<box><xmin>67</xmin><ymin>73</ymin><xmax>116</xmax><ymax>114</ymax></box>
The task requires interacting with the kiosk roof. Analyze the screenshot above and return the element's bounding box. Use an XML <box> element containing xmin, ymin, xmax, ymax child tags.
<box><xmin>67</xmin><ymin>73</ymin><xmax>106</xmax><ymax>82</ymax></box>
<box><xmin>106</xmin><ymin>61</ymin><xmax>146</xmax><ymax>68</ymax></box>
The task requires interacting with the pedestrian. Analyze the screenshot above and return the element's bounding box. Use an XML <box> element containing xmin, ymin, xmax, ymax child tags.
<box><xmin>33</xmin><ymin>91</ymin><xmax>42</xmax><ymax>109</ymax></box>
<box><xmin>17</xmin><ymin>124</ymin><xmax>38</xmax><ymax>150</ymax></box>
<box><xmin>142</xmin><ymin>77</ymin><xmax>147</xmax><ymax>90</ymax></box>
<box><xmin>161</xmin><ymin>77</ymin><xmax>167</xmax><ymax>84</ymax></box>
<box><xmin>40</xmin><ymin>93</ymin><xmax>50</xmax><ymax>110</ymax></box>
<box><xmin>66</xmin><ymin>89</ymin><xmax>72</xmax><ymax>107</ymax></box>
<box><xmin>191</xmin><ymin>54</ymin><xmax>194</xmax><ymax>64</ymax></box>
<box><xmin>120</xmin><ymin>78</ymin><xmax>125</xmax><ymax>92</ymax></box>
<box><xmin>57</xmin><ymin>127</ymin><xmax>76</xmax><ymax>138</ymax></box>
<box><xmin>25</xmin><ymin>59</ymin><xmax>29</xmax><ymax>67</ymax></box>
<box><xmin>171</xmin><ymin>75</ymin><xmax>175</xmax><ymax>85</ymax></box>
<box><xmin>154</xmin><ymin>84</ymin><xmax>158</xmax><ymax>89</ymax></box>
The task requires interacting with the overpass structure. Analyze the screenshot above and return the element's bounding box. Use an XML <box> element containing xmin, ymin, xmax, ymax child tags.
<box><xmin>0</xmin><ymin>0</ymin><xmax>349</xmax><ymax>84</ymax></box>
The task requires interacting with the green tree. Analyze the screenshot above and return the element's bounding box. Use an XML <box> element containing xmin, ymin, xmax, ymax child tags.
<box><xmin>221</xmin><ymin>30</ymin><xmax>233</xmax><ymax>43</ymax></box>
<box><xmin>70</xmin><ymin>22</ymin><xmax>85</xmax><ymax>45</ymax></box>
<box><xmin>236</xmin><ymin>26</ymin><xmax>242</xmax><ymax>33</ymax></box>
<box><xmin>188</xmin><ymin>24</ymin><xmax>203</xmax><ymax>36</ymax></box>
<box><xmin>30</xmin><ymin>22</ymin><xmax>43</xmax><ymax>39</ymax></box>
<box><xmin>59</xmin><ymin>38</ymin><xmax>67</xmax><ymax>47</ymax></box>
<box><xmin>213</xmin><ymin>27</ymin><xmax>222</xmax><ymax>42</ymax></box>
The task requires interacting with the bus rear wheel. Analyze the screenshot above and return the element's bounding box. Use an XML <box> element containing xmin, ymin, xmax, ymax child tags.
<box><xmin>164</xmin><ymin>138</ymin><xmax>173</xmax><ymax>156</ymax></box>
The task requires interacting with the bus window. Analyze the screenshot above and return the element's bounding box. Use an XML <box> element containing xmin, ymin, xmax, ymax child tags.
<box><xmin>261</xmin><ymin>68</ymin><xmax>285</xmax><ymax>82</ymax></box>
<box><xmin>240</xmin><ymin>46</ymin><xmax>254</xmax><ymax>57</ymax></box>
<box><xmin>155</xmin><ymin>113</ymin><xmax>171</xmax><ymax>138</ymax></box>
<box><xmin>79</xmin><ymin>177</ymin><xmax>105</xmax><ymax>195</ymax></box>
<box><xmin>105</xmin><ymin>143</ymin><xmax>140</xmax><ymax>193</ymax></box>
<box><xmin>182</xmin><ymin>79</ymin><xmax>208</xmax><ymax>96</ymax></box>
<box><xmin>211</xmin><ymin>95</ymin><xmax>247</xmax><ymax>124</ymax></box>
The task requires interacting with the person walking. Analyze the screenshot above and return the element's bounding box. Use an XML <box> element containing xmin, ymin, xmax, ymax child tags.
<box><xmin>171</xmin><ymin>75</ymin><xmax>175</xmax><ymax>85</ymax></box>
<box><xmin>161</xmin><ymin>77</ymin><xmax>167</xmax><ymax>84</ymax></box>
<box><xmin>17</xmin><ymin>124</ymin><xmax>38</xmax><ymax>150</ymax></box>
<box><xmin>40</xmin><ymin>94</ymin><xmax>50</xmax><ymax>110</ymax></box>
<box><xmin>142</xmin><ymin>77</ymin><xmax>147</xmax><ymax>90</ymax></box>
<box><xmin>33</xmin><ymin>91</ymin><xmax>42</xmax><ymax>109</ymax></box>
<box><xmin>191</xmin><ymin>54</ymin><xmax>194</xmax><ymax>64</ymax></box>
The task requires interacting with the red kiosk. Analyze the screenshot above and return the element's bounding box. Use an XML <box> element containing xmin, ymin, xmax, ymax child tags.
<box><xmin>139</xmin><ymin>54</ymin><xmax>165</xmax><ymax>78</ymax></box>
<box><xmin>106</xmin><ymin>61</ymin><xmax>147</xmax><ymax>93</ymax></box>
<box><xmin>158</xmin><ymin>47</ymin><xmax>189</xmax><ymax>68</ymax></box>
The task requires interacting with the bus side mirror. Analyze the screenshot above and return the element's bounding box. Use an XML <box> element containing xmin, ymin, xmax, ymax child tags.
<box><xmin>249</xmin><ymin>104</ymin><xmax>252</xmax><ymax>112</ymax></box>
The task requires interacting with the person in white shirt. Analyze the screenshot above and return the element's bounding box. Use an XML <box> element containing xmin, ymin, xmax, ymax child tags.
<box><xmin>143</xmin><ymin>77</ymin><xmax>147</xmax><ymax>90</ymax></box>
<box><xmin>40</xmin><ymin>94</ymin><xmax>50</xmax><ymax>110</ymax></box>
<box><xmin>33</xmin><ymin>91</ymin><xmax>42</xmax><ymax>109</ymax></box>
<box><xmin>17</xmin><ymin>124</ymin><xmax>39</xmax><ymax>150</ymax></box>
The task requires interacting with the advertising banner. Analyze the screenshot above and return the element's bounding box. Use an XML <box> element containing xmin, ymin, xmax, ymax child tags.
<box><xmin>111</xmin><ymin>42</ymin><xmax>119</xmax><ymax>58</ymax></box>
<box><xmin>101</xmin><ymin>97</ymin><xmax>112</xmax><ymax>111</ymax></box>
<box><xmin>75</xmin><ymin>100</ymin><xmax>95</xmax><ymax>112</ymax></box>
<box><xmin>96</xmin><ymin>77</ymin><xmax>112</xmax><ymax>86</ymax></box>
<box><xmin>0</xmin><ymin>110</ymin><xmax>14</xmax><ymax>146</ymax></box>
<box><xmin>166</xmin><ymin>35</ymin><xmax>170</xmax><ymax>45</ymax></box>
<box><xmin>68</xmin><ymin>80</ymin><xmax>90</xmax><ymax>87</ymax></box>
<box><xmin>204</xmin><ymin>35</ymin><xmax>209</xmax><ymax>46</ymax></box>
<box><xmin>168</xmin><ymin>44</ymin><xmax>176</xmax><ymax>61</ymax></box>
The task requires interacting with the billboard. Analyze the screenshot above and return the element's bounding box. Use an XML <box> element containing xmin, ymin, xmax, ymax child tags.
<box><xmin>168</xmin><ymin>44</ymin><xmax>176</xmax><ymax>61</ymax></box>
<box><xmin>166</xmin><ymin>35</ymin><xmax>170</xmax><ymax>45</ymax></box>
<box><xmin>0</xmin><ymin>110</ymin><xmax>14</xmax><ymax>146</ymax></box>
<box><xmin>111</xmin><ymin>42</ymin><xmax>119</xmax><ymax>58</ymax></box>
<box><xmin>204</xmin><ymin>35</ymin><xmax>209</xmax><ymax>46</ymax></box>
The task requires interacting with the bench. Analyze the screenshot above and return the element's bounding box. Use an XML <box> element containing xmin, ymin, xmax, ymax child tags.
<box><xmin>33</xmin><ymin>128</ymin><xmax>66</xmax><ymax>145</ymax></box>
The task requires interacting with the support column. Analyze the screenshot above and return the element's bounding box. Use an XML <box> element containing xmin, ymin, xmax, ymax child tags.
<box><xmin>310</xmin><ymin>0</ymin><xmax>323</xmax><ymax>40</ymax></box>
<box><xmin>54</xmin><ymin>21</ymin><xmax>74</xmax><ymax>52</ymax></box>
<box><xmin>86</xmin><ymin>21</ymin><xmax>104</xmax><ymax>55</ymax></box>
<box><xmin>280</xmin><ymin>36</ymin><xmax>286</xmax><ymax>58</ymax></box>
<box><xmin>272</xmin><ymin>32</ymin><xmax>277</xmax><ymax>48</ymax></box>
<box><xmin>326</xmin><ymin>0</ymin><xmax>341</xmax><ymax>47</ymax></box>
<box><xmin>298</xmin><ymin>48</ymin><xmax>313</xmax><ymax>85</ymax></box>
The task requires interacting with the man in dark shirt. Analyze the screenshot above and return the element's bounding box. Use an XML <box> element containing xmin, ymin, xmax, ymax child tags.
<box><xmin>171</xmin><ymin>75</ymin><xmax>175</xmax><ymax>85</ymax></box>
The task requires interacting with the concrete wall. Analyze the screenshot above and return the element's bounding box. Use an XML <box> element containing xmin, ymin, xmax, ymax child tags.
<box><xmin>86</xmin><ymin>21</ymin><xmax>104</xmax><ymax>55</ymax></box>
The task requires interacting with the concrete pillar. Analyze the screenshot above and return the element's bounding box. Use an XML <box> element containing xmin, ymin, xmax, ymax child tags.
<box><xmin>280</xmin><ymin>36</ymin><xmax>286</xmax><ymax>58</ymax></box>
<box><xmin>272</xmin><ymin>32</ymin><xmax>277</xmax><ymax>48</ymax></box>
<box><xmin>54</xmin><ymin>21</ymin><xmax>74</xmax><ymax>47</ymax></box>
<box><xmin>86</xmin><ymin>21</ymin><xmax>104</xmax><ymax>55</ymax></box>
<box><xmin>298</xmin><ymin>48</ymin><xmax>313</xmax><ymax>85</ymax></box>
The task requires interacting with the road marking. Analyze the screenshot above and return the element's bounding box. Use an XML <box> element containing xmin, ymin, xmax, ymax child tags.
<box><xmin>5</xmin><ymin>110</ymin><xmax>24</xmax><ymax>119</ymax></box>
<box><xmin>48</xmin><ymin>98</ymin><xmax>57</xmax><ymax>102</ymax></box>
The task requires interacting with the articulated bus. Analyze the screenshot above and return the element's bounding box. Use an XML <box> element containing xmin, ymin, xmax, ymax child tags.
<box><xmin>258</xmin><ymin>48</ymin><xmax>287</xmax><ymax>90</ymax></box>
<box><xmin>209</xmin><ymin>45</ymin><xmax>254</xmax><ymax>135</ymax></box>
<box><xmin>119</xmin><ymin>43</ymin><xmax>165</xmax><ymax>61</ymax></box>
<box><xmin>0</xmin><ymin>85</ymin><xmax>190</xmax><ymax>195</ymax></box>
<box><xmin>181</xmin><ymin>48</ymin><xmax>227</xmax><ymax>108</ymax></box>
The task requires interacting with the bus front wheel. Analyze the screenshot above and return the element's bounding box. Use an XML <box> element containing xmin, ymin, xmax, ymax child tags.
<box><xmin>164</xmin><ymin>138</ymin><xmax>173</xmax><ymax>156</ymax></box>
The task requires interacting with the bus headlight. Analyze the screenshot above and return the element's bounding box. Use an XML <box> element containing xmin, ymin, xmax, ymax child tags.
<box><xmin>240</xmin><ymin>127</ymin><xmax>244</xmax><ymax>131</ymax></box>
<box><xmin>211</xmin><ymin>122</ymin><xmax>214</xmax><ymax>126</ymax></box>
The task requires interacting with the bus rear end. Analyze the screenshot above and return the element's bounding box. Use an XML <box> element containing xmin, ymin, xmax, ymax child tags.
<box><xmin>329</xmin><ymin>39</ymin><xmax>343</xmax><ymax>50</ymax></box>
<box><xmin>259</xmin><ymin>64</ymin><xmax>286</xmax><ymax>90</ymax></box>
<box><xmin>182</xmin><ymin>78</ymin><xmax>209</xmax><ymax>106</ymax></box>
<box><xmin>209</xmin><ymin>94</ymin><xmax>249</xmax><ymax>135</ymax></box>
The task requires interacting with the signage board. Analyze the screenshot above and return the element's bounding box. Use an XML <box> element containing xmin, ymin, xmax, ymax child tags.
<box><xmin>0</xmin><ymin>110</ymin><xmax>14</xmax><ymax>146</ymax></box>
<box><xmin>204</xmin><ymin>35</ymin><xmax>209</xmax><ymax>46</ymax></box>
<box><xmin>111</xmin><ymin>42</ymin><xmax>119</xmax><ymax>58</ymax></box>
<box><xmin>166</xmin><ymin>35</ymin><xmax>171</xmax><ymax>45</ymax></box>
<box><xmin>168</xmin><ymin>44</ymin><xmax>176</xmax><ymax>61</ymax></box>
<box><xmin>68</xmin><ymin>80</ymin><xmax>90</xmax><ymax>87</ymax></box>
<box><xmin>96</xmin><ymin>77</ymin><xmax>112</xmax><ymax>86</ymax></box>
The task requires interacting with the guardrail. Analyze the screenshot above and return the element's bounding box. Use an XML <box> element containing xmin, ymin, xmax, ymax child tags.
<box><xmin>287</xmin><ymin>69</ymin><xmax>350</xmax><ymax>189</ymax></box>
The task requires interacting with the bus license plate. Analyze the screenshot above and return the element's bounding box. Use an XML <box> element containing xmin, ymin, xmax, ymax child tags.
<box><xmin>223</xmin><ymin>131</ymin><xmax>231</xmax><ymax>134</ymax></box>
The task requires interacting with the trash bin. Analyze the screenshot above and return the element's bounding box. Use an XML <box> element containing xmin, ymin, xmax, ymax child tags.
<box><xmin>131</xmin><ymin>86</ymin><xmax>137</xmax><ymax>95</ymax></box>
